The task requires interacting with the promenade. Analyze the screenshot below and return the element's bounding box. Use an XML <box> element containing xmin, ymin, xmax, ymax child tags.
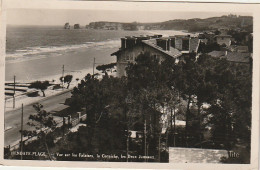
<box><xmin>4</xmin><ymin>90</ymin><xmax>72</xmax><ymax>147</ymax></box>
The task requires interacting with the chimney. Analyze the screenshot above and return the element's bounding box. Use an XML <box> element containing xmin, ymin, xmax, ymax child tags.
<box><xmin>167</xmin><ymin>39</ymin><xmax>171</xmax><ymax>51</ymax></box>
<box><xmin>126</xmin><ymin>37</ymin><xmax>137</xmax><ymax>48</ymax></box>
<box><xmin>170</xmin><ymin>37</ymin><xmax>175</xmax><ymax>48</ymax></box>
<box><xmin>156</xmin><ymin>38</ymin><xmax>170</xmax><ymax>51</ymax></box>
<box><xmin>121</xmin><ymin>38</ymin><xmax>126</xmax><ymax>49</ymax></box>
<box><xmin>182</xmin><ymin>37</ymin><xmax>190</xmax><ymax>51</ymax></box>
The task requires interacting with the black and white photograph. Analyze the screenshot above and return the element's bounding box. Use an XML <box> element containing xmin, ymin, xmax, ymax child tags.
<box><xmin>0</xmin><ymin>0</ymin><xmax>259</xmax><ymax>168</ymax></box>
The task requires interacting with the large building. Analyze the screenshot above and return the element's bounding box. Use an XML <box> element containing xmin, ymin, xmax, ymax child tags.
<box><xmin>111</xmin><ymin>35</ymin><xmax>200</xmax><ymax>77</ymax></box>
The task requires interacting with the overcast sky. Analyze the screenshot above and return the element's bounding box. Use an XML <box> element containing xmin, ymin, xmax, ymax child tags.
<box><xmin>6</xmin><ymin>9</ymin><xmax>247</xmax><ymax>26</ymax></box>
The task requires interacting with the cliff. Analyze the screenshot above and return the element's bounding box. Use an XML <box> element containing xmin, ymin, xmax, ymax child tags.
<box><xmin>86</xmin><ymin>22</ymin><xmax>138</xmax><ymax>31</ymax></box>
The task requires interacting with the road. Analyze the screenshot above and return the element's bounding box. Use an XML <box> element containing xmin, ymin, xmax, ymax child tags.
<box><xmin>4</xmin><ymin>90</ymin><xmax>72</xmax><ymax>147</ymax></box>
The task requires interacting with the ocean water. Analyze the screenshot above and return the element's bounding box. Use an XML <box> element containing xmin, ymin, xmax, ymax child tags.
<box><xmin>5</xmin><ymin>25</ymin><xmax>188</xmax><ymax>81</ymax></box>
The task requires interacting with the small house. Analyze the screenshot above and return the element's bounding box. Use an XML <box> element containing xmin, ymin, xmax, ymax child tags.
<box><xmin>215</xmin><ymin>35</ymin><xmax>232</xmax><ymax>47</ymax></box>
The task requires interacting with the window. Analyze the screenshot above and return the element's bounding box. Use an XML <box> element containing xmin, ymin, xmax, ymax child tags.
<box><xmin>182</xmin><ymin>39</ymin><xmax>189</xmax><ymax>51</ymax></box>
<box><xmin>152</xmin><ymin>54</ymin><xmax>157</xmax><ymax>61</ymax></box>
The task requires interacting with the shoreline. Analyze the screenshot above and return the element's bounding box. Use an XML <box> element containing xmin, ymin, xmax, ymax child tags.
<box><xmin>4</xmin><ymin>29</ymin><xmax>188</xmax><ymax>112</ymax></box>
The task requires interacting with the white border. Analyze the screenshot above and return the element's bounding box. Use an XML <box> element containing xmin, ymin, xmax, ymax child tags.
<box><xmin>0</xmin><ymin>1</ymin><xmax>259</xmax><ymax>170</ymax></box>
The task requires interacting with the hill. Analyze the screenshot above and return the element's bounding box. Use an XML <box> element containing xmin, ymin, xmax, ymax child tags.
<box><xmin>144</xmin><ymin>15</ymin><xmax>252</xmax><ymax>32</ymax></box>
<box><xmin>85</xmin><ymin>15</ymin><xmax>253</xmax><ymax>32</ymax></box>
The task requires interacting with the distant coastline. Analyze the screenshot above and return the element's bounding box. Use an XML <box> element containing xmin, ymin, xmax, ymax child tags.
<box><xmin>83</xmin><ymin>15</ymin><xmax>252</xmax><ymax>32</ymax></box>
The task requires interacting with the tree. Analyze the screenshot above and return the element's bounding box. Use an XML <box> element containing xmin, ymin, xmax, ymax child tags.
<box><xmin>22</xmin><ymin>103</ymin><xmax>57</xmax><ymax>160</ymax></box>
<box><xmin>29</xmin><ymin>81</ymin><xmax>50</xmax><ymax>97</ymax></box>
<box><xmin>174</xmin><ymin>53</ymin><xmax>198</xmax><ymax>144</ymax></box>
<box><xmin>96</xmin><ymin>63</ymin><xmax>116</xmax><ymax>74</ymax></box>
<box><xmin>67</xmin><ymin>73</ymin><xmax>127</xmax><ymax>154</ymax></box>
<box><xmin>193</xmin><ymin>54</ymin><xmax>219</xmax><ymax>146</ymax></box>
<box><xmin>126</xmin><ymin>52</ymin><xmax>171</xmax><ymax>161</ymax></box>
<box><xmin>198</xmin><ymin>42</ymin><xmax>221</xmax><ymax>53</ymax></box>
<box><xmin>60</xmin><ymin>75</ymin><xmax>73</xmax><ymax>89</ymax></box>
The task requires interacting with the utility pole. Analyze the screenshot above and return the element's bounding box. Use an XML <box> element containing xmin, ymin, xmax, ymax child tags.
<box><xmin>126</xmin><ymin>127</ymin><xmax>129</xmax><ymax>162</ymax></box>
<box><xmin>4</xmin><ymin>98</ymin><xmax>6</xmax><ymax>130</ymax></box>
<box><xmin>20</xmin><ymin>103</ymin><xmax>24</xmax><ymax>160</ymax></box>
<box><xmin>93</xmin><ymin>57</ymin><xmax>95</xmax><ymax>75</ymax></box>
<box><xmin>173</xmin><ymin>107</ymin><xmax>176</xmax><ymax>147</ymax></box>
<box><xmin>62</xmin><ymin>65</ymin><xmax>64</xmax><ymax>90</ymax></box>
<box><xmin>13</xmin><ymin>75</ymin><xmax>16</xmax><ymax>108</ymax></box>
<box><xmin>144</xmin><ymin>119</ymin><xmax>147</xmax><ymax>162</ymax></box>
<box><xmin>158</xmin><ymin>134</ymin><xmax>161</xmax><ymax>162</ymax></box>
<box><xmin>170</xmin><ymin>108</ymin><xmax>173</xmax><ymax>131</ymax></box>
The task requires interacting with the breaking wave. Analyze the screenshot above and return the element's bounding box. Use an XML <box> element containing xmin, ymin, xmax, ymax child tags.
<box><xmin>6</xmin><ymin>39</ymin><xmax>120</xmax><ymax>63</ymax></box>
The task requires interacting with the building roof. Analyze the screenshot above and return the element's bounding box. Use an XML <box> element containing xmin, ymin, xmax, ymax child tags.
<box><xmin>172</xmin><ymin>35</ymin><xmax>189</xmax><ymax>38</ymax></box>
<box><xmin>226</xmin><ymin>52</ymin><xmax>251</xmax><ymax>63</ymax></box>
<box><xmin>208</xmin><ymin>51</ymin><xmax>226</xmax><ymax>58</ymax></box>
<box><xmin>141</xmin><ymin>40</ymin><xmax>182</xmax><ymax>58</ymax></box>
<box><xmin>230</xmin><ymin>45</ymin><xmax>249</xmax><ymax>52</ymax></box>
<box><xmin>215</xmin><ymin>35</ymin><xmax>232</xmax><ymax>38</ymax></box>
<box><xmin>237</xmin><ymin>46</ymin><xmax>249</xmax><ymax>51</ymax></box>
<box><xmin>111</xmin><ymin>39</ymin><xmax>182</xmax><ymax>59</ymax></box>
<box><xmin>190</xmin><ymin>38</ymin><xmax>200</xmax><ymax>53</ymax></box>
<box><xmin>208</xmin><ymin>51</ymin><xmax>251</xmax><ymax>63</ymax></box>
<box><xmin>111</xmin><ymin>50</ymin><xmax>122</xmax><ymax>56</ymax></box>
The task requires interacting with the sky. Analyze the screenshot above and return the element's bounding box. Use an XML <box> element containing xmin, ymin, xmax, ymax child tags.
<box><xmin>6</xmin><ymin>9</ymin><xmax>247</xmax><ymax>26</ymax></box>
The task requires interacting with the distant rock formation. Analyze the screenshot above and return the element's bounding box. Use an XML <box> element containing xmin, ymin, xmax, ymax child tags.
<box><xmin>86</xmin><ymin>22</ymin><xmax>139</xmax><ymax>31</ymax></box>
<box><xmin>64</xmin><ymin>23</ymin><xmax>70</xmax><ymax>29</ymax></box>
<box><xmin>74</xmin><ymin>24</ymin><xmax>80</xmax><ymax>29</ymax></box>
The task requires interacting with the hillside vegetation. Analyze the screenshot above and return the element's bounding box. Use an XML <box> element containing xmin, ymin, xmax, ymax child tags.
<box><xmin>86</xmin><ymin>15</ymin><xmax>253</xmax><ymax>32</ymax></box>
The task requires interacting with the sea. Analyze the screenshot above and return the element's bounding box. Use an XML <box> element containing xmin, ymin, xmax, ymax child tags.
<box><xmin>5</xmin><ymin>25</ymin><xmax>188</xmax><ymax>82</ymax></box>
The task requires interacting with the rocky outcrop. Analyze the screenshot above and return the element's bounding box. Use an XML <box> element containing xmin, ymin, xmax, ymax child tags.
<box><xmin>74</xmin><ymin>24</ymin><xmax>80</xmax><ymax>29</ymax></box>
<box><xmin>64</xmin><ymin>23</ymin><xmax>70</xmax><ymax>29</ymax></box>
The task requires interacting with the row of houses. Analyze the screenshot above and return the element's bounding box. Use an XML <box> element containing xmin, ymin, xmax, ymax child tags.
<box><xmin>111</xmin><ymin>32</ymin><xmax>252</xmax><ymax>77</ymax></box>
<box><xmin>199</xmin><ymin>27</ymin><xmax>252</xmax><ymax>64</ymax></box>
